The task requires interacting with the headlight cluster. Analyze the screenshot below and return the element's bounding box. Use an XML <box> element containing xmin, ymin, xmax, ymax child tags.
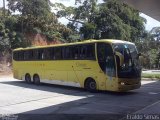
<box><xmin>121</xmin><ymin>63</ymin><xmax>129</xmax><ymax>70</ymax></box>
<box><xmin>120</xmin><ymin>82</ymin><xmax>125</xmax><ymax>85</ymax></box>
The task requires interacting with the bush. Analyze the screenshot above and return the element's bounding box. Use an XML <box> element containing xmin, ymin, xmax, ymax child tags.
<box><xmin>142</xmin><ymin>73</ymin><xmax>160</xmax><ymax>79</ymax></box>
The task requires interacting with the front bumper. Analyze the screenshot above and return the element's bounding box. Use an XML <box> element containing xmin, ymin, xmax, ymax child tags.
<box><xmin>118</xmin><ymin>78</ymin><xmax>141</xmax><ymax>92</ymax></box>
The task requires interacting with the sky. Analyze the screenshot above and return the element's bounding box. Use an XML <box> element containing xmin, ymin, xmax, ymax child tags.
<box><xmin>1</xmin><ymin>0</ymin><xmax>160</xmax><ymax>31</ymax></box>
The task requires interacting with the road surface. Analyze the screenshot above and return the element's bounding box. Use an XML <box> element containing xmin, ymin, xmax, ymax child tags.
<box><xmin>0</xmin><ymin>76</ymin><xmax>160</xmax><ymax>120</ymax></box>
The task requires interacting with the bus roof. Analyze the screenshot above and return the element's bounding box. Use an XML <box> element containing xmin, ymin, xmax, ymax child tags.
<box><xmin>13</xmin><ymin>39</ymin><xmax>134</xmax><ymax>51</ymax></box>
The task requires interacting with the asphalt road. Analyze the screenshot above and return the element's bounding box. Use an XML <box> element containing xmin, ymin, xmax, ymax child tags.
<box><xmin>0</xmin><ymin>77</ymin><xmax>160</xmax><ymax>120</ymax></box>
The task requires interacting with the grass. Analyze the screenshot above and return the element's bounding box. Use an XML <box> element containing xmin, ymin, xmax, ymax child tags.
<box><xmin>142</xmin><ymin>73</ymin><xmax>160</xmax><ymax>79</ymax></box>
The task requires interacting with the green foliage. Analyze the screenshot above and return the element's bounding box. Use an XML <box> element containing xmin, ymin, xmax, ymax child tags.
<box><xmin>80</xmin><ymin>23</ymin><xmax>96</xmax><ymax>39</ymax></box>
<box><xmin>0</xmin><ymin>1</ymin><xmax>76</xmax><ymax>63</ymax></box>
<box><xmin>0</xmin><ymin>14</ymin><xmax>27</xmax><ymax>52</ymax></box>
<box><xmin>0</xmin><ymin>0</ymin><xmax>72</xmax><ymax>63</ymax></box>
<box><xmin>56</xmin><ymin>0</ymin><xmax>145</xmax><ymax>40</ymax></box>
<box><xmin>7</xmin><ymin>0</ymin><xmax>71</xmax><ymax>42</ymax></box>
<box><xmin>95</xmin><ymin>0</ymin><xmax>145</xmax><ymax>41</ymax></box>
<box><xmin>137</xmin><ymin>27</ymin><xmax>160</xmax><ymax>69</ymax></box>
<box><xmin>142</xmin><ymin>73</ymin><xmax>160</xmax><ymax>79</ymax></box>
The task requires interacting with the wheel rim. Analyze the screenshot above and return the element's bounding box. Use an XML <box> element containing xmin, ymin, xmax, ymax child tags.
<box><xmin>89</xmin><ymin>81</ymin><xmax>96</xmax><ymax>90</ymax></box>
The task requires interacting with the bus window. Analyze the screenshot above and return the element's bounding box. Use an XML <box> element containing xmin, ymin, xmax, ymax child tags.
<box><xmin>49</xmin><ymin>48</ymin><xmax>54</xmax><ymax>60</ymax></box>
<box><xmin>43</xmin><ymin>49</ymin><xmax>51</xmax><ymax>60</ymax></box>
<box><xmin>33</xmin><ymin>50</ymin><xmax>38</xmax><ymax>60</ymax></box>
<box><xmin>24</xmin><ymin>50</ymin><xmax>34</xmax><ymax>61</ymax></box>
<box><xmin>13</xmin><ymin>52</ymin><xmax>17</xmax><ymax>61</ymax></box>
<box><xmin>29</xmin><ymin>50</ymin><xmax>33</xmax><ymax>60</ymax></box>
<box><xmin>74</xmin><ymin>46</ymin><xmax>79</xmax><ymax>59</ymax></box>
<box><xmin>62</xmin><ymin>47</ymin><xmax>71</xmax><ymax>59</ymax></box>
<box><xmin>97</xmin><ymin>43</ymin><xmax>116</xmax><ymax>77</ymax></box>
<box><xmin>79</xmin><ymin>44</ymin><xmax>95</xmax><ymax>60</ymax></box>
<box><xmin>24</xmin><ymin>51</ymin><xmax>29</xmax><ymax>60</ymax></box>
<box><xmin>54</xmin><ymin>47</ymin><xmax>62</xmax><ymax>60</ymax></box>
<box><xmin>86</xmin><ymin>44</ymin><xmax>95</xmax><ymax>59</ymax></box>
<box><xmin>69</xmin><ymin>46</ymin><xmax>75</xmax><ymax>59</ymax></box>
<box><xmin>37</xmin><ymin>49</ymin><xmax>44</xmax><ymax>60</ymax></box>
<box><xmin>113</xmin><ymin>43</ymin><xmax>141</xmax><ymax>78</ymax></box>
<box><xmin>21</xmin><ymin>51</ymin><xmax>24</xmax><ymax>60</ymax></box>
<box><xmin>80</xmin><ymin>46</ymin><xmax>87</xmax><ymax>59</ymax></box>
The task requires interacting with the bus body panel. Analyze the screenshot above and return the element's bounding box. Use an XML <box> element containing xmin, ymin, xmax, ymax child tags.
<box><xmin>13</xmin><ymin>39</ymin><xmax>142</xmax><ymax>92</ymax></box>
<box><xmin>13</xmin><ymin>60</ymin><xmax>137</xmax><ymax>91</ymax></box>
<box><xmin>13</xmin><ymin>60</ymin><xmax>118</xmax><ymax>91</ymax></box>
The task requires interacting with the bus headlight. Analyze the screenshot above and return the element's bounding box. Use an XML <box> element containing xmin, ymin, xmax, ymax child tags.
<box><xmin>121</xmin><ymin>82</ymin><xmax>125</xmax><ymax>85</ymax></box>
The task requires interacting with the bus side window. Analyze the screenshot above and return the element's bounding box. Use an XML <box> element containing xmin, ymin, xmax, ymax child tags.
<box><xmin>33</xmin><ymin>50</ymin><xmax>38</xmax><ymax>60</ymax></box>
<box><xmin>28</xmin><ymin>50</ymin><xmax>33</xmax><ymax>60</ymax></box>
<box><xmin>89</xmin><ymin>44</ymin><xmax>95</xmax><ymax>59</ymax></box>
<box><xmin>62</xmin><ymin>47</ymin><xmax>69</xmax><ymax>59</ymax></box>
<box><xmin>54</xmin><ymin>47</ymin><xmax>62</xmax><ymax>60</ymax></box>
<box><xmin>50</xmin><ymin>48</ymin><xmax>55</xmax><ymax>60</ymax></box>
<box><xmin>43</xmin><ymin>49</ymin><xmax>50</xmax><ymax>60</ymax></box>
<box><xmin>79</xmin><ymin>44</ymin><xmax>95</xmax><ymax>60</ymax></box>
<box><xmin>17</xmin><ymin>51</ymin><xmax>22</xmax><ymax>61</ymax></box>
<box><xmin>16</xmin><ymin>52</ymin><xmax>19</xmax><ymax>60</ymax></box>
<box><xmin>24</xmin><ymin>51</ymin><xmax>29</xmax><ymax>60</ymax></box>
<box><xmin>42</xmin><ymin>50</ymin><xmax>44</xmax><ymax>60</ymax></box>
<box><xmin>62</xmin><ymin>47</ymin><xmax>65</xmax><ymax>59</ymax></box>
<box><xmin>13</xmin><ymin>52</ymin><xmax>17</xmax><ymax>61</ymax></box>
<box><xmin>37</xmin><ymin>49</ymin><xmax>43</xmax><ymax>60</ymax></box>
<box><xmin>80</xmin><ymin>46</ymin><xmax>86</xmax><ymax>59</ymax></box>
<box><xmin>74</xmin><ymin>46</ymin><xmax>80</xmax><ymax>59</ymax></box>
<box><xmin>69</xmin><ymin>46</ymin><xmax>75</xmax><ymax>60</ymax></box>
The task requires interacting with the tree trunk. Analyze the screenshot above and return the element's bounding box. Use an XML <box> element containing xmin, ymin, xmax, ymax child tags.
<box><xmin>3</xmin><ymin>0</ymin><xmax>5</xmax><ymax>17</ymax></box>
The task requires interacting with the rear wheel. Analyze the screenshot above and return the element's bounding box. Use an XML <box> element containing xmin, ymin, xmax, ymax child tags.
<box><xmin>25</xmin><ymin>74</ymin><xmax>31</xmax><ymax>83</ymax></box>
<box><xmin>33</xmin><ymin>74</ymin><xmax>40</xmax><ymax>85</ymax></box>
<box><xmin>85</xmin><ymin>78</ymin><xmax>97</xmax><ymax>92</ymax></box>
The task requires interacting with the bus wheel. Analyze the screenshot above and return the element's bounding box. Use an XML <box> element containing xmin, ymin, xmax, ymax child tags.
<box><xmin>85</xmin><ymin>78</ymin><xmax>97</xmax><ymax>92</ymax></box>
<box><xmin>25</xmin><ymin>74</ymin><xmax>31</xmax><ymax>84</ymax></box>
<box><xmin>33</xmin><ymin>74</ymin><xmax>40</xmax><ymax>85</ymax></box>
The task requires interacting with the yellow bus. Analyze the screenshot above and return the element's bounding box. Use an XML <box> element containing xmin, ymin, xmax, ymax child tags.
<box><xmin>12</xmin><ymin>39</ymin><xmax>142</xmax><ymax>92</ymax></box>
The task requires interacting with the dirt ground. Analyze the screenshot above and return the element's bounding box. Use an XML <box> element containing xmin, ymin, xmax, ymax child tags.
<box><xmin>0</xmin><ymin>64</ymin><xmax>12</xmax><ymax>77</ymax></box>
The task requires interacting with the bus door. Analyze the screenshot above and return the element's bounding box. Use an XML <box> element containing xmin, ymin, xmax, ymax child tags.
<box><xmin>70</xmin><ymin>44</ymin><xmax>96</xmax><ymax>87</ymax></box>
<box><xmin>97</xmin><ymin>43</ymin><xmax>116</xmax><ymax>82</ymax></box>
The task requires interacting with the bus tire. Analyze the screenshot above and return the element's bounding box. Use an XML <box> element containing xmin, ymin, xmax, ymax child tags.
<box><xmin>33</xmin><ymin>74</ymin><xmax>40</xmax><ymax>85</ymax></box>
<box><xmin>84</xmin><ymin>78</ymin><xmax>97</xmax><ymax>92</ymax></box>
<box><xmin>25</xmin><ymin>74</ymin><xmax>31</xmax><ymax>84</ymax></box>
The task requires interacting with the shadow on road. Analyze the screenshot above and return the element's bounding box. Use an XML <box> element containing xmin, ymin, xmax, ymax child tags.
<box><xmin>0</xmin><ymin>80</ymin><xmax>138</xmax><ymax>96</ymax></box>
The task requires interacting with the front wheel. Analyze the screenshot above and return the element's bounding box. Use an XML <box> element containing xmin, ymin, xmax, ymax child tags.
<box><xmin>85</xmin><ymin>79</ymin><xmax>97</xmax><ymax>92</ymax></box>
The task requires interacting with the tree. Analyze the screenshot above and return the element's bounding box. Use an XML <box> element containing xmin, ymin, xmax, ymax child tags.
<box><xmin>7</xmin><ymin>0</ymin><xmax>71</xmax><ymax>42</ymax></box>
<box><xmin>149</xmin><ymin>27</ymin><xmax>160</xmax><ymax>69</ymax></box>
<box><xmin>56</xmin><ymin>0</ymin><xmax>145</xmax><ymax>41</ymax></box>
<box><xmin>7</xmin><ymin>0</ymin><xmax>53</xmax><ymax>32</ymax></box>
<box><xmin>95</xmin><ymin>0</ymin><xmax>145</xmax><ymax>41</ymax></box>
<box><xmin>137</xmin><ymin>27</ymin><xmax>160</xmax><ymax>69</ymax></box>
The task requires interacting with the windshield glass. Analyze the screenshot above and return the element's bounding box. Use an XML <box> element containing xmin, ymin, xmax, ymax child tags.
<box><xmin>97</xmin><ymin>43</ymin><xmax>116</xmax><ymax>78</ymax></box>
<box><xmin>114</xmin><ymin>43</ymin><xmax>138</xmax><ymax>57</ymax></box>
<box><xmin>113</xmin><ymin>43</ymin><xmax>141</xmax><ymax>78</ymax></box>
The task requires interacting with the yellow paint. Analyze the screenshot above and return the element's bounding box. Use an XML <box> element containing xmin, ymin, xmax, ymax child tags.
<box><xmin>13</xmin><ymin>39</ymin><xmax>141</xmax><ymax>92</ymax></box>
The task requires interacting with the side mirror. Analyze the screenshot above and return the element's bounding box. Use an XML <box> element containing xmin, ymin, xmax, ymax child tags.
<box><xmin>115</xmin><ymin>51</ymin><xmax>124</xmax><ymax>66</ymax></box>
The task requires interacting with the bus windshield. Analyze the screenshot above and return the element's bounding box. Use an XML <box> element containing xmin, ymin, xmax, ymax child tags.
<box><xmin>113</xmin><ymin>43</ymin><xmax>141</xmax><ymax>78</ymax></box>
